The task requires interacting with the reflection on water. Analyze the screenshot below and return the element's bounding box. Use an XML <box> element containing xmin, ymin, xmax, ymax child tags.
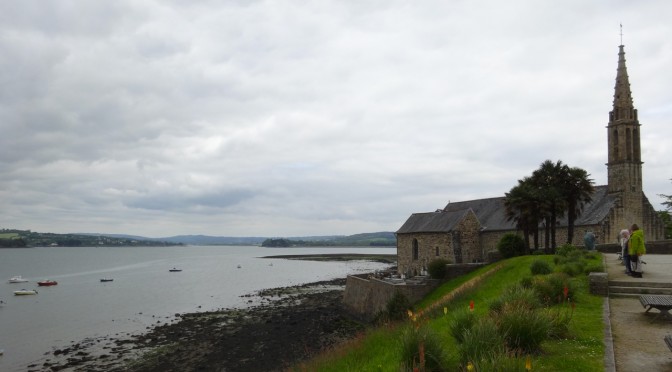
<box><xmin>0</xmin><ymin>245</ymin><xmax>394</xmax><ymax>371</ymax></box>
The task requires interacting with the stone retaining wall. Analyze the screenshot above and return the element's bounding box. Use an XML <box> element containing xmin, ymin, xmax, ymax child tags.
<box><xmin>343</xmin><ymin>263</ymin><xmax>485</xmax><ymax>319</ymax></box>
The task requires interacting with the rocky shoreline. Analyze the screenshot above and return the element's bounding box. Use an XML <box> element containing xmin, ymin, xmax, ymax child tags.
<box><xmin>30</xmin><ymin>278</ymin><xmax>370</xmax><ymax>372</ymax></box>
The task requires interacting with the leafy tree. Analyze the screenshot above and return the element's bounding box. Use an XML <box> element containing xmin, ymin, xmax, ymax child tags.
<box><xmin>497</xmin><ymin>233</ymin><xmax>526</xmax><ymax>258</ymax></box>
<box><xmin>659</xmin><ymin>178</ymin><xmax>672</xmax><ymax>211</ymax></box>
<box><xmin>658</xmin><ymin>211</ymin><xmax>672</xmax><ymax>239</ymax></box>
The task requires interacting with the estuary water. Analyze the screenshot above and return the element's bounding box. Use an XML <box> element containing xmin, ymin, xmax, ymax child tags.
<box><xmin>0</xmin><ymin>245</ymin><xmax>395</xmax><ymax>371</ymax></box>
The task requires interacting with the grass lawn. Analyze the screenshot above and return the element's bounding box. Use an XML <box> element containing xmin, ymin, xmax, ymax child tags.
<box><xmin>0</xmin><ymin>232</ymin><xmax>20</xmax><ymax>239</ymax></box>
<box><xmin>292</xmin><ymin>253</ymin><xmax>604</xmax><ymax>371</ymax></box>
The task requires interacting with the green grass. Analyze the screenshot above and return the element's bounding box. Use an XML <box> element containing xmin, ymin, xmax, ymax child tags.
<box><xmin>291</xmin><ymin>254</ymin><xmax>605</xmax><ymax>371</ymax></box>
<box><xmin>0</xmin><ymin>232</ymin><xmax>19</xmax><ymax>239</ymax></box>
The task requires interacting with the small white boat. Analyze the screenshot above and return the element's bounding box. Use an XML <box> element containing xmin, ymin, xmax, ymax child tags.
<box><xmin>8</xmin><ymin>276</ymin><xmax>29</xmax><ymax>283</ymax></box>
<box><xmin>14</xmin><ymin>289</ymin><xmax>38</xmax><ymax>296</ymax></box>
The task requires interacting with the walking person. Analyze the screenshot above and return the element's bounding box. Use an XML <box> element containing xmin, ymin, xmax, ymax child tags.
<box><xmin>619</xmin><ymin>229</ymin><xmax>632</xmax><ymax>275</ymax></box>
<box><xmin>628</xmin><ymin>224</ymin><xmax>646</xmax><ymax>278</ymax></box>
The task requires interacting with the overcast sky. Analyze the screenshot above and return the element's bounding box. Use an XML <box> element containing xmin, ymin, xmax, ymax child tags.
<box><xmin>1</xmin><ymin>1</ymin><xmax>670</xmax><ymax>238</ymax></box>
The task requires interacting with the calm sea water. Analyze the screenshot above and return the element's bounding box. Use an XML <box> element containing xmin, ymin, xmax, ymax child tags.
<box><xmin>0</xmin><ymin>245</ymin><xmax>395</xmax><ymax>371</ymax></box>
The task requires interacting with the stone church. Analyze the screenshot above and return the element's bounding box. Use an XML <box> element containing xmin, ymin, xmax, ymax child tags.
<box><xmin>396</xmin><ymin>44</ymin><xmax>666</xmax><ymax>276</ymax></box>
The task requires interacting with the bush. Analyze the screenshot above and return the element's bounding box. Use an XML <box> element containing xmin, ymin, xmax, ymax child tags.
<box><xmin>489</xmin><ymin>284</ymin><xmax>541</xmax><ymax>314</ymax></box>
<box><xmin>495</xmin><ymin>303</ymin><xmax>550</xmax><ymax>353</ymax></box>
<box><xmin>555</xmin><ymin>243</ymin><xmax>578</xmax><ymax>257</ymax></box>
<box><xmin>519</xmin><ymin>276</ymin><xmax>533</xmax><ymax>289</ymax></box>
<box><xmin>532</xmin><ymin>273</ymin><xmax>576</xmax><ymax>305</ymax></box>
<box><xmin>458</xmin><ymin>317</ymin><xmax>506</xmax><ymax>364</ymax></box>
<box><xmin>558</xmin><ymin>262</ymin><xmax>585</xmax><ymax>277</ymax></box>
<box><xmin>497</xmin><ymin>233</ymin><xmax>526</xmax><ymax>258</ymax></box>
<box><xmin>399</xmin><ymin>325</ymin><xmax>448</xmax><ymax>371</ymax></box>
<box><xmin>385</xmin><ymin>290</ymin><xmax>411</xmax><ymax>321</ymax></box>
<box><xmin>449</xmin><ymin>307</ymin><xmax>478</xmax><ymax>343</ymax></box>
<box><xmin>545</xmin><ymin>304</ymin><xmax>574</xmax><ymax>339</ymax></box>
<box><xmin>583</xmin><ymin>262</ymin><xmax>604</xmax><ymax>274</ymax></box>
<box><xmin>530</xmin><ymin>259</ymin><xmax>553</xmax><ymax>275</ymax></box>
<box><xmin>427</xmin><ymin>258</ymin><xmax>452</xmax><ymax>279</ymax></box>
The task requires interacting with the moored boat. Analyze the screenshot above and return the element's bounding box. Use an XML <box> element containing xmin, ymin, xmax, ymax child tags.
<box><xmin>14</xmin><ymin>289</ymin><xmax>38</xmax><ymax>296</ymax></box>
<box><xmin>37</xmin><ymin>280</ymin><xmax>58</xmax><ymax>286</ymax></box>
<box><xmin>8</xmin><ymin>276</ymin><xmax>29</xmax><ymax>283</ymax></box>
<box><xmin>169</xmin><ymin>268</ymin><xmax>182</xmax><ymax>272</ymax></box>
<box><xmin>100</xmin><ymin>278</ymin><xmax>114</xmax><ymax>282</ymax></box>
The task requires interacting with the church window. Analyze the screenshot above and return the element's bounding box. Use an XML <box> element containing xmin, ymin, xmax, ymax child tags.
<box><xmin>435</xmin><ymin>247</ymin><xmax>439</xmax><ymax>256</ymax></box>
<box><xmin>412</xmin><ymin>239</ymin><xmax>419</xmax><ymax>260</ymax></box>
<box><xmin>626</xmin><ymin>129</ymin><xmax>632</xmax><ymax>160</ymax></box>
<box><xmin>633</xmin><ymin>129</ymin><xmax>640</xmax><ymax>161</ymax></box>
<box><xmin>613</xmin><ymin>129</ymin><xmax>619</xmax><ymax>160</ymax></box>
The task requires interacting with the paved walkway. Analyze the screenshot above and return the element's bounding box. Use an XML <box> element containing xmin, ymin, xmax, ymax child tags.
<box><xmin>604</xmin><ymin>253</ymin><xmax>672</xmax><ymax>371</ymax></box>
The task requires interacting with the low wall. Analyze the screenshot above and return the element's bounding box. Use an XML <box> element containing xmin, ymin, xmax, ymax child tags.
<box><xmin>596</xmin><ymin>239</ymin><xmax>672</xmax><ymax>254</ymax></box>
<box><xmin>343</xmin><ymin>263</ymin><xmax>485</xmax><ymax>319</ymax></box>
<box><xmin>342</xmin><ymin>274</ymin><xmax>439</xmax><ymax>319</ymax></box>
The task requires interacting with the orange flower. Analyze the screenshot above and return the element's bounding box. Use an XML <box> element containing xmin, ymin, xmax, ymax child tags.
<box><xmin>469</xmin><ymin>300</ymin><xmax>474</xmax><ymax>312</ymax></box>
<box><xmin>525</xmin><ymin>355</ymin><xmax>532</xmax><ymax>370</ymax></box>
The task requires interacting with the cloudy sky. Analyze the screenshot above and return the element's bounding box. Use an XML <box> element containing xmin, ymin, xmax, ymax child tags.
<box><xmin>1</xmin><ymin>1</ymin><xmax>670</xmax><ymax>238</ymax></box>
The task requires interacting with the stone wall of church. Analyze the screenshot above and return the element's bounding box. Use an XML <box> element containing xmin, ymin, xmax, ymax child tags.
<box><xmin>456</xmin><ymin>211</ymin><xmax>483</xmax><ymax>262</ymax></box>
<box><xmin>396</xmin><ymin>232</ymin><xmax>453</xmax><ymax>276</ymax></box>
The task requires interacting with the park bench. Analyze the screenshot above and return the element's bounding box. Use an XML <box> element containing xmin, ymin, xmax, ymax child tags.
<box><xmin>639</xmin><ymin>295</ymin><xmax>672</xmax><ymax>321</ymax></box>
<box><xmin>665</xmin><ymin>335</ymin><xmax>672</xmax><ymax>352</ymax></box>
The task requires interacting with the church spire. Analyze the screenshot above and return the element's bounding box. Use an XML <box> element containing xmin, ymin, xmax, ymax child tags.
<box><xmin>612</xmin><ymin>45</ymin><xmax>635</xmax><ymax>114</ymax></box>
<box><xmin>607</xmin><ymin>43</ymin><xmax>642</xmax><ymax>196</ymax></box>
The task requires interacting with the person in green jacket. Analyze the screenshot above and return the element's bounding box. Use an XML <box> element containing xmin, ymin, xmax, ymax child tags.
<box><xmin>628</xmin><ymin>224</ymin><xmax>646</xmax><ymax>278</ymax></box>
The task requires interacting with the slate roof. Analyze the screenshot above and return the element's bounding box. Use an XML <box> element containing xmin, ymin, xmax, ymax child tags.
<box><xmin>396</xmin><ymin>185</ymin><xmax>616</xmax><ymax>234</ymax></box>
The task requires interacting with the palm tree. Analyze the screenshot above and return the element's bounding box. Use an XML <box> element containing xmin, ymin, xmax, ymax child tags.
<box><xmin>561</xmin><ymin>166</ymin><xmax>594</xmax><ymax>244</ymax></box>
<box><xmin>504</xmin><ymin>177</ymin><xmax>542</xmax><ymax>252</ymax></box>
<box><xmin>531</xmin><ymin>160</ymin><xmax>567</xmax><ymax>252</ymax></box>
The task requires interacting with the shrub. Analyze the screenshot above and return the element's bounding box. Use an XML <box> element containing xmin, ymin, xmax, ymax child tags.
<box><xmin>532</xmin><ymin>273</ymin><xmax>576</xmax><ymax>305</ymax></box>
<box><xmin>519</xmin><ymin>276</ymin><xmax>533</xmax><ymax>289</ymax></box>
<box><xmin>449</xmin><ymin>307</ymin><xmax>477</xmax><ymax>343</ymax></box>
<box><xmin>427</xmin><ymin>258</ymin><xmax>452</xmax><ymax>279</ymax></box>
<box><xmin>385</xmin><ymin>290</ymin><xmax>411</xmax><ymax>321</ymax></box>
<box><xmin>458</xmin><ymin>317</ymin><xmax>506</xmax><ymax>364</ymax></box>
<box><xmin>489</xmin><ymin>284</ymin><xmax>541</xmax><ymax>314</ymax></box>
<box><xmin>545</xmin><ymin>303</ymin><xmax>575</xmax><ymax>339</ymax></box>
<box><xmin>583</xmin><ymin>262</ymin><xmax>604</xmax><ymax>274</ymax></box>
<box><xmin>530</xmin><ymin>259</ymin><xmax>553</xmax><ymax>275</ymax></box>
<box><xmin>497</xmin><ymin>233</ymin><xmax>527</xmax><ymax>258</ymax></box>
<box><xmin>399</xmin><ymin>324</ymin><xmax>448</xmax><ymax>371</ymax></box>
<box><xmin>558</xmin><ymin>262</ymin><xmax>585</xmax><ymax>277</ymax></box>
<box><xmin>555</xmin><ymin>243</ymin><xmax>578</xmax><ymax>257</ymax></box>
<box><xmin>496</xmin><ymin>303</ymin><xmax>550</xmax><ymax>353</ymax></box>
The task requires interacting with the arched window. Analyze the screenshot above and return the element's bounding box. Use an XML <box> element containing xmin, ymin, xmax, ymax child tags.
<box><xmin>412</xmin><ymin>239</ymin><xmax>419</xmax><ymax>260</ymax></box>
<box><xmin>613</xmin><ymin>129</ymin><xmax>619</xmax><ymax>160</ymax></box>
<box><xmin>435</xmin><ymin>247</ymin><xmax>440</xmax><ymax>256</ymax></box>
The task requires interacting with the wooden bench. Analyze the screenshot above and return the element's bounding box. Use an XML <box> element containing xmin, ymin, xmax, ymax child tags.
<box><xmin>639</xmin><ymin>295</ymin><xmax>672</xmax><ymax>320</ymax></box>
<box><xmin>665</xmin><ymin>335</ymin><xmax>672</xmax><ymax>352</ymax></box>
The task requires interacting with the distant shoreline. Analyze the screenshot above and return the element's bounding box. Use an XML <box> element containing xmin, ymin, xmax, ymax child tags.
<box><xmin>261</xmin><ymin>252</ymin><xmax>397</xmax><ymax>264</ymax></box>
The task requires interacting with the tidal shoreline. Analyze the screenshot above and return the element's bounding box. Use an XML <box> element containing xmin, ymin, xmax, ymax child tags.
<box><xmin>31</xmin><ymin>254</ymin><xmax>393</xmax><ymax>372</ymax></box>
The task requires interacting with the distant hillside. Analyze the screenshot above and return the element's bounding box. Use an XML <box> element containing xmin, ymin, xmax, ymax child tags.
<box><xmin>1</xmin><ymin>229</ymin><xmax>180</xmax><ymax>248</ymax></box>
<box><xmin>2</xmin><ymin>229</ymin><xmax>396</xmax><ymax>247</ymax></box>
<box><xmin>262</xmin><ymin>232</ymin><xmax>396</xmax><ymax>247</ymax></box>
<box><xmin>106</xmin><ymin>232</ymin><xmax>395</xmax><ymax>246</ymax></box>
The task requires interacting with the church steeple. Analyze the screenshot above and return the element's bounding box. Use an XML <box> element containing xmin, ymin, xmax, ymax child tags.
<box><xmin>612</xmin><ymin>45</ymin><xmax>635</xmax><ymax>114</ymax></box>
<box><xmin>606</xmin><ymin>44</ymin><xmax>643</xmax><ymax>230</ymax></box>
<box><xmin>607</xmin><ymin>44</ymin><xmax>642</xmax><ymax>194</ymax></box>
